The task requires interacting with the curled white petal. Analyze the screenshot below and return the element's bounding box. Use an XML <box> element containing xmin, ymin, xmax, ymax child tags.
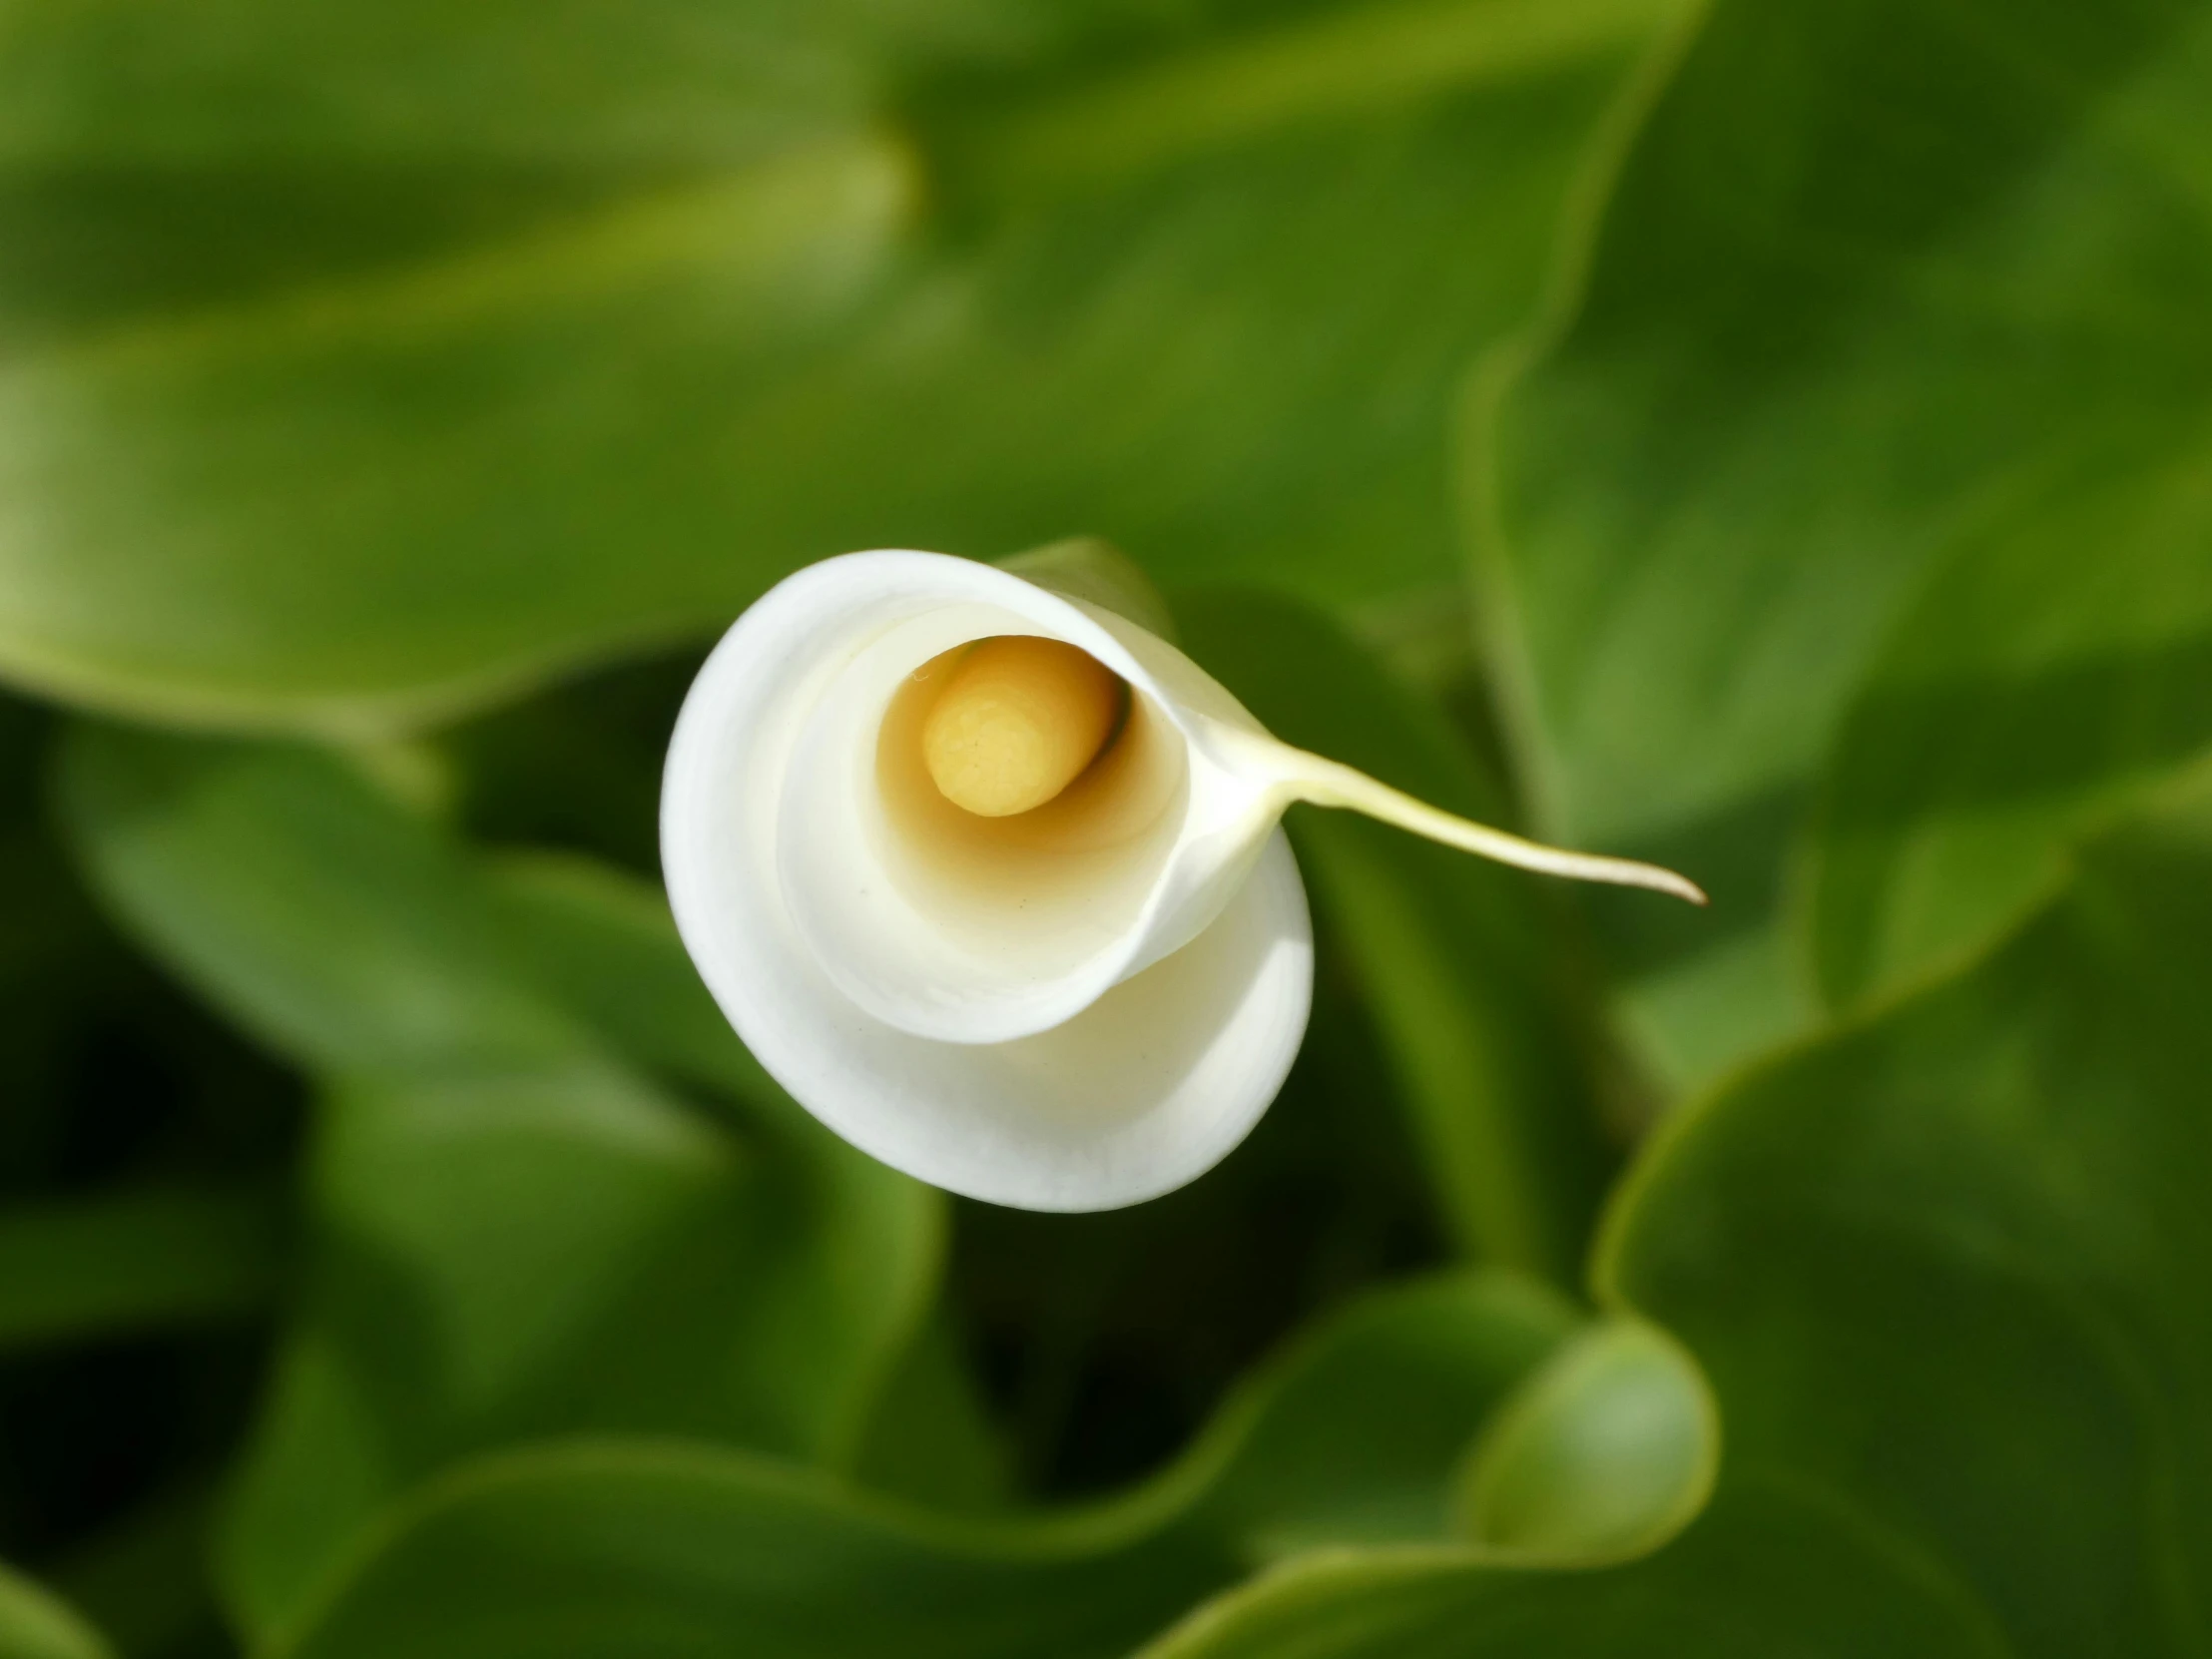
<box><xmin>662</xmin><ymin>550</ymin><xmax>1700</xmax><ymax>1212</ymax></box>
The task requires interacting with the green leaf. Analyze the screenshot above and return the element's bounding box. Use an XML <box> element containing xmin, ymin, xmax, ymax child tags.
<box><xmin>276</xmin><ymin>1270</ymin><xmax>1579</xmax><ymax>1657</ymax></box>
<box><xmin>997</xmin><ymin>539</ymin><xmax>1179</xmax><ymax>644</ymax></box>
<box><xmin>846</xmin><ymin>1314</ymin><xmax>1019</xmax><ymax>1517</ymax></box>
<box><xmin>55</xmin><ymin>728</ymin><xmax>940</xmax><ymax>1640</ymax></box>
<box><xmin>1177</xmin><ymin>587</ymin><xmax>1616</xmax><ymax>1283</ymax></box>
<box><xmin>0</xmin><ymin>1565</ymin><xmax>110</xmax><ymax>1659</ymax></box>
<box><xmin>59</xmin><ymin>729</ymin><xmax>575</xmax><ymax>1072</ymax></box>
<box><xmin>0</xmin><ymin>0</ymin><xmax>1680</xmax><ymax>728</ymax></box>
<box><xmin>0</xmin><ymin>1183</ymin><xmax>286</xmax><ymax>1350</ymax></box>
<box><xmin>1452</xmin><ymin>1319</ymin><xmax>1714</xmax><ymax>1560</ymax></box>
<box><xmin>1127</xmin><ymin>768</ymin><xmax>2212</xmax><ymax>1656</ymax></box>
<box><xmin>478</xmin><ymin>850</ymin><xmax>945</xmax><ymax>1479</ymax></box>
<box><xmin>283</xmin><ymin>1442</ymin><xmax>1231</xmax><ymax>1659</ymax></box>
<box><xmin>434</xmin><ymin>650</ymin><xmax>699</xmax><ymax>877</ymax></box>
<box><xmin>1185</xmin><ymin>1273</ymin><xmax>1579</xmax><ymax>1561</ymax></box>
<box><xmin>1480</xmin><ymin>0</ymin><xmax>2212</xmax><ymax>1089</ymax></box>
<box><xmin>1134</xmin><ymin>1495</ymin><xmax>1994</xmax><ymax>1659</ymax></box>
<box><xmin>1807</xmin><ymin>484</ymin><xmax>2212</xmax><ymax>1009</ymax></box>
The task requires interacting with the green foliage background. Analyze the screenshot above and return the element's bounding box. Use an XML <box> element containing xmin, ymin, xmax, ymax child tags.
<box><xmin>2</xmin><ymin>0</ymin><xmax>2208</xmax><ymax>1653</ymax></box>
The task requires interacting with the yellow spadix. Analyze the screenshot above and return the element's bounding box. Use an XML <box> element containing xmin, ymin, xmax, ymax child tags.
<box><xmin>920</xmin><ymin>637</ymin><xmax>1123</xmax><ymax>818</ymax></box>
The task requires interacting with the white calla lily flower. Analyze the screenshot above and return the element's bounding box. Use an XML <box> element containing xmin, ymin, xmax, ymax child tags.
<box><xmin>663</xmin><ymin>548</ymin><xmax>1701</xmax><ymax>1212</ymax></box>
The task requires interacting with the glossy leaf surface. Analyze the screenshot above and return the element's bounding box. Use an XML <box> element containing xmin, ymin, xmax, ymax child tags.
<box><xmin>1483</xmin><ymin>0</ymin><xmax>2212</xmax><ymax>1087</ymax></box>
<box><xmin>1452</xmin><ymin>1319</ymin><xmax>1713</xmax><ymax>1560</ymax></box>
<box><xmin>1808</xmin><ymin>485</ymin><xmax>2212</xmax><ymax>1010</ymax></box>
<box><xmin>0</xmin><ymin>0</ymin><xmax>1678</xmax><ymax>729</ymax></box>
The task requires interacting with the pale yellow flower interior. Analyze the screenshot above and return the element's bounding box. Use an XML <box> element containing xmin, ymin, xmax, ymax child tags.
<box><xmin>872</xmin><ymin>635</ymin><xmax>1186</xmax><ymax>958</ymax></box>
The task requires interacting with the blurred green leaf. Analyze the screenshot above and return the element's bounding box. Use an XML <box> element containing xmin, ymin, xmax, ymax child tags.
<box><xmin>1134</xmin><ymin>1495</ymin><xmax>1990</xmax><ymax>1659</ymax></box>
<box><xmin>999</xmin><ymin>539</ymin><xmax>1179</xmax><ymax>645</ymax></box>
<box><xmin>1807</xmin><ymin>499</ymin><xmax>2212</xmax><ymax>1010</ymax></box>
<box><xmin>1182</xmin><ymin>1273</ymin><xmax>1577</xmax><ymax>1560</ymax></box>
<box><xmin>0</xmin><ymin>1565</ymin><xmax>110</xmax><ymax>1659</ymax></box>
<box><xmin>1452</xmin><ymin>1319</ymin><xmax>1713</xmax><ymax>1559</ymax></box>
<box><xmin>60</xmin><ymin>730</ymin><xmax>573</xmax><ymax>1071</ymax></box>
<box><xmin>0</xmin><ymin>0</ymin><xmax>1679</xmax><ymax>728</ymax></box>
<box><xmin>479</xmin><ymin>851</ymin><xmax>947</xmax><ymax>1480</ymax></box>
<box><xmin>847</xmin><ymin>1315</ymin><xmax>1018</xmax><ymax>1517</ymax></box>
<box><xmin>0</xmin><ymin>1184</ymin><xmax>285</xmax><ymax>1350</ymax></box>
<box><xmin>285</xmin><ymin>1442</ymin><xmax>1229</xmax><ymax>1659</ymax></box>
<box><xmin>1128</xmin><ymin>768</ymin><xmax>2212</xmax><ymax>1655</ymax></box>
<box><xmin>0</xmin><ymin>689</ymin><xmax>302</xmax><ymax>1643</ymax></box>
<box><xmin>434</xmin><ymin>650</ymin><xmax>699</xmax><ymax>877</ymax></box>
<box><xmin>276</xmin><ymin>1270</ymin><xmax>1577</xmax><ymax>1657</ymax></box>
<box><xmin>1178</xmin><ymin>588</ymin><xmax>1616</xmax><ymax>1284</ymax></box>
<box><xmin>1481</xmin><ymin>0</ymin><xmax>2212</xmax><ymax>1089</ymax></box>
<box><xmin>56</xmin><ymin>729</ymin><xmax>940</xmax><ymax>1640</ymax></box>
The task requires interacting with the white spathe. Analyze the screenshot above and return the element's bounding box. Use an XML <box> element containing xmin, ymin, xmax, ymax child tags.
<box><xmin>662</xmin><ymin>550</ymin><xmax>1700</xmax><ymax>1211</ymax></box>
